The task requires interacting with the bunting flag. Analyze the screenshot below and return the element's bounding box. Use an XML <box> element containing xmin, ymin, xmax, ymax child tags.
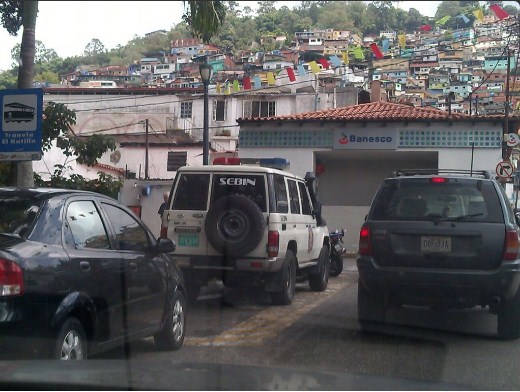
<box><xmin>342</xmin><ymin>51</ymin><xmax>349</xmax><ymax>64</ymax></box>
<box><xmin>473</xmin><ymin>8</ymin><xmax>484</xmax><ymax>22</ymax></box>
<box><xmin>254</xmin><ymin>75</ymin><xmax>261</xmax><ymax>89</ymax></box>
<box><xmin>398</xmin><ymin>34</ymin><xmax>406</xmax><ymax>48</ymax></box>
<box><xmin>233</xmin><ymin>79</ymin><xmax>239</xmax><ymax>92</ymax></box>
<box><xmin>353</xmin><ymin>46</ymin><xmax>364</xmax><ymax>60</ymax></box>
<box><xmin>369</xmin><ymin>43</ymin><xmax>384</xmax><ymax>59</ymax></box>
<box><xmin>419</xmin><ymin>24</ymin><xmax>432</xmax><ymax>31</ymax></box>
<box><xmin>297</xmin><ymin>64</ymin><xmax>306</xmax><ymax>77</ymax></box>
<box><xmin>317</xmin><ymin>58</ymin><xmax>330</xmax><ymax>69</ymax></box>
<box><xmin>456</xmin><ymin>13</ymin><xmax>470</xmax><ymax>24</ymax></box>
<box><xmin>216</xmin><ymin>82</ymin><xmax>222</xmax><ymax>94</ymax></box>
<box><xmin>382</xmin><ymin>39</ymin><xmax>389</xmax><ymax>53</ymax></box>
<box><xmin>286</xmin><ymin>67</ymin><xmax>296</xmax><ymax>82</ymax></box>
<box><xmin>490</xmin><ymin>4</ymin><xmax>509</xmax><ymax>20</ymax></box>
<box><xmin>435</xmin><ymin>15</ymin><xmax>451</xmax><ymax>26</ymax></box>
<box><xmin>266</xmin><ymin>72</ymin><xmax>276</xmax><ymax>85</ymax></box>
<box><xmin>329</xmin><ymin>55</ymin><xmax>341</xmax><ymax>68</ymax></box>
<box><xmin>308</xmin><ymin>60</ymin><xmax>321</xmax><ymax>74</ymax></box>
<box><xmin>243</xmin><ymin>76</ymin><xmax>251</xmax><ymax>90</ymax></box>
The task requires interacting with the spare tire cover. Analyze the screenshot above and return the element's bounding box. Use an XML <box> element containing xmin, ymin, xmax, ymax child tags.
<box><xmin>205</xmin><ymin>194</ymin><xmax>265</xmax><ymax>257</ymax></box>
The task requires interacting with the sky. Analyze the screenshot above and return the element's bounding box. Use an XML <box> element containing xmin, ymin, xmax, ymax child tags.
<box><xmin>0</xmin><ymin>1</ymin><xmax>517</xmax><ymax>72</ymax></box>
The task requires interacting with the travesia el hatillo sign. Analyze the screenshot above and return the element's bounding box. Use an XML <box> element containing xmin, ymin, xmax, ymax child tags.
<box><xmin>0</xmin><ymin>88</ymin><xmax>43</xmax><ymax>161</ymax></box>
<box><xmin>333</xmin><ymin>129</ymin><xmax>398</xmax><ymax>150</ymax></box>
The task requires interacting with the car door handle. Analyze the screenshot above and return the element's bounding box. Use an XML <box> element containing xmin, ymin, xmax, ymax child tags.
<box><xmin>130</xmin><ymin>262</ymin><xmax>138</xmax><ymax>272</ymax></box>
<box><xmin>79</xmin><ymin>261</ymin><xmax>90</xmax><ymax>272</ymax></box>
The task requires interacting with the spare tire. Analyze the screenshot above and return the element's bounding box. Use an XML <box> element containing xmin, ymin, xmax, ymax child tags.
<box><xmin>205</xmin><ymin>194</ymin><xmax>265</xmax><ymax>256</ymax></box>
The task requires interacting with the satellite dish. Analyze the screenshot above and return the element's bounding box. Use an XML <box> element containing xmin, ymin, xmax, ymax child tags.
<box><xmin>110</xmin><ymin>150</ymin><xmax>121</xmax><ymax>163</ymax></box>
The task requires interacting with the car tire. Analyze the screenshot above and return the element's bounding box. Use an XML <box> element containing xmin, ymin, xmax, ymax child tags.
<box><xmin>205</xmin><ymin>194</ymin><xmax>265</xmax><ymax>257</ymax></box>
<box><xmin>309</xmin><ymin>245</ymin><xmax>329</xmax><ymax>291</ymax></box>
<box><xmin>54</xmin><ymin>317</ymin><xmax>87</xmax><ymax>360</ymax></box>
<box><xmin>357</xmin><ymin>281</ymin><xmax>386</xmax><ymax>325</ymax></box>
<box><xmin>329</xmin><ymin>252</ymin><xmax>344</xmax><ymax>277</ymax></box>
<box><xmin>155</xmin><ymin>290</ymin><xmax>187</xmax><ymax>351</ymax></box>
<box><xmin>271</xmin><ymin>250</ymin><xmax>296</xmax><ymax>305</ymax></box>
<box><xmin>498</xmin><ymin>289</ymin><xmax>520</xmax><ymax>340</ymax></box>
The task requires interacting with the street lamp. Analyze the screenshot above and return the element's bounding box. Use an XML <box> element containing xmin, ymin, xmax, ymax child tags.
<box><xmin>199</xmin><ymin>58</ymin><xmax>212</xmax><ymax>165</ymax></box>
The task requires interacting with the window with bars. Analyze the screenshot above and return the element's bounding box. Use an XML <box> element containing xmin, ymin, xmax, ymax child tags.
<box><xmin>243</xmin><ymin>101</ymin><xmax>276</xmax><ymax>118</ymax></box>
<box><xmin>213</xmin><ymin>100</ymin><xmax>227</xmax><ymax>121</ymax></box>
<box><xmin>167</xmin><ymin>151</ymin><xmax>187</xmax><ymax>171</ymax></box>
<box><xmin>180</xmin><ymin>102</ymin><xmax>192</xmax><ymax>119</ymax></box>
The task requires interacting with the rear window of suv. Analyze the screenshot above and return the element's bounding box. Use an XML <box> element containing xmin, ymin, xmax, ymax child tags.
<box><xmin>211</xmin><ymin>174</ymin><xmax>267</xmax><ymax>212</ymax></box>
<box><xmin>370</xmin><ymin>178</ymin><xmax>504</xmax><ymax>223</ymax></box>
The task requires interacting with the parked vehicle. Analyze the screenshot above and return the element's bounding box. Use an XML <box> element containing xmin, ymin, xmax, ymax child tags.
<box><xmin>357</xmin><ymin>169</ymin><xmax>520</xmax><ymax>340</ymax></box>
<box><xmin>329</xmin><ymin>229</ymin><xmax>345</xmax><ymax>277</ymax></box>
<box><xmin>0</xmin><ymin>187</ymin><xmax>187</xmax><ymax>359</ymax></box>
<box><xmin>161</xmin><ymin>157</ymin><xmax>330</xmax><ymax>305</ymax></box>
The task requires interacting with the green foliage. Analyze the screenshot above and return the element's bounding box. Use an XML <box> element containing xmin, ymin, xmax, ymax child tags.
<box><xmin>0</xmin><ymin>0</ymin><xmax>22</xmax><ymax>35</ymax></box>
<box><xmin>0</xmin><ymin>69</ymin><xmax>17</xmax><ymax>89</ymax></box>
<box><xmin>182</xmin><ymin>0</ymin><xmax>226</xmax><ymax>43</ymax></box>
<box><xmin>34</xmin><ymin>166</ymin><xmax>123</xmax><ymax>199</ymax></box>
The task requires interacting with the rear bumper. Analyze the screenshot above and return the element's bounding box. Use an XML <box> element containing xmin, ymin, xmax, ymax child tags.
<box><xmin>357</xmin><ymin>256</ymin><xmax>520</xmax><ymax>308</ymax></box>
<box><xmin>171</xmin><ymin>254</ymin><xmax>284</xmax><ymax>273</ymax></box>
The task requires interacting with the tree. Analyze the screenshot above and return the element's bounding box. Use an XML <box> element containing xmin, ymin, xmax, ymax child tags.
<box><xmin>84</xmin><ymin>38</ymin><xmax>106</xmax><ymax>57</ymax></box>
<box><xmin>182</xmin><ymin>0</ymin><xmax>226</xmax><ymax>43</ymax></box>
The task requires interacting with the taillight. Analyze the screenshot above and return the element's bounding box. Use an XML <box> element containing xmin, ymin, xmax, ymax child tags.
<box><xmin>430</xmin><ymin>177</ymin><xmax>447</xmax><ymax>183</ymax></box>
<box><xmin>0</xmin><ymin>258</ymin><xmax>24</xmax><ymax>296</ymax></box>
<box><xmin>268</xmin><ymin>230</ymin><xmax>279</xmax><ymax>257</ymax></box>
<box><xmin>358</xmin><ymin>226</ymin><xmax>373</xmax><ymax>256</ymax></box>
<box><xmin>502</xmin><ymin>229</ymin><xmax>520</xmax><ymax>261</ymax></box>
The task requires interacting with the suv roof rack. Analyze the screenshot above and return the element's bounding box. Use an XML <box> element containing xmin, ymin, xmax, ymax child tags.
<box><xmin>391</xmin><ymin>169</ymin><xmax>491</xmax><ymax>179</ymax></box>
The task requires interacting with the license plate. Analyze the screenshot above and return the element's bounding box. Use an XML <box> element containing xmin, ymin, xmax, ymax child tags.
<box><xmin>421</xmin><ymin>236</ymin><xmax>451</xmax><ymax>252</ymax></box>
<box><xmin>178</xmin><ymin>234</ymin><xmax>199</xmax><ymax>247</ymax></box>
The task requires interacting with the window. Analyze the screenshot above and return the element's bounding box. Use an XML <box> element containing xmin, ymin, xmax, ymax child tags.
<box><xmin>298</xmin><ymin>181</ymin><xmax>313</xmax><ymax>215</ymax></box>
<box><xmin>243</xmin><ymin>100</ymin><xmax>276</xmax><ymax>118</ymax></box>
<box><xmin>213</xmin><ymin>100</ymin><xmax>227</xmax><ymax>121</ymax></box>
<box><xmin>172</xmin><ymin>173</ymin><xmax>210</xmax><ymax>210</ymax></box>
<box><xmin>167</xmin><ymin>151</ymin><xmax>187</xmax><ymax>171</ymax></box>
<box><xmin>212</xmin><ymin>174</ymin><xmax>267</xmax><ymax>212</ymax></box>
<box><xmin>66</xmin><ymin>201</ymin><xmax>110</xmax><ymax>250</ymax></box>
<box><xmin>272</xmin><ymin>174</ymin><xmax>288</xmax><ymax>213</ymax></box>
<box><xmin>287</xmin><ymin>179</ymin><xmax>301</xmax><ymax>214</ymax></box>
<box><xmin>102</xmin><ymin>203</ymin><xmax>149</xmax><ymax>252</ymax></box>
<box><xmin>180</xmin><ymin>102</ymin><xmax>192</xmax><ymax>119</ymax></box>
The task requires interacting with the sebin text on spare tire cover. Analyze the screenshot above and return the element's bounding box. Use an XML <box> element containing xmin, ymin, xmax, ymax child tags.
<box><xmin>204</xmin><ymin>194</ymin><xmax>265</xmax><ymax>257</ymax></box>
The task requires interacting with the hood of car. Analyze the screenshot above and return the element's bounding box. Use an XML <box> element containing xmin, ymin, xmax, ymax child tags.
<box><xmin>0</xmin><ymin>361</ymin><xmax>473</xmax><ymax>391</ymax></box>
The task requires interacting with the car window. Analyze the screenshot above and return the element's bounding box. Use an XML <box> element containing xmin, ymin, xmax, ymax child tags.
<box><xmin>298</xmin><ymin>181</ymin><xmax>313</xmax><ymax>215</ymax></box>
<box><xmin>371</xmin><ymin>178</ymin><xmax>504</xmax><ymax>222</ymax></box>
<box><xmin>272</xmin><ymin>174</ymin><xmax>288</xmax><ymax>213</ymax></box>
<box><xmin>0</xmin><ymin>194</ymin><xmax>41</xmax><ymax>235</ymax></box>
<box><xmin>66</xmin><ymin>201</ymin><xmax>110</xmax><ymax>250</ymax></box>
<box><xmin>287</xmin><ymin>179</ymin><xmax>301</xmax><ymax>214</ymax></box>
<box><xmin>102</xmin><ymin>203</ymin><xmax>150</xmax><ymax>252</ymax></box>
<box><xmin>211</xmin><ymin>174</ymin><xmax>267</xmax><ymax>212</ymax></box>
<box><xmin>172</xmin><ymin>173</ymin><xmax>211</xmax><ymax>210</ymax></box>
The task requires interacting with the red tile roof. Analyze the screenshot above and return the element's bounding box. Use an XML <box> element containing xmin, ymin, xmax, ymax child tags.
<box><xmin>237</xmin><ymin>101</ymin><xmax>475</xmax><ymax>123</ymax></box>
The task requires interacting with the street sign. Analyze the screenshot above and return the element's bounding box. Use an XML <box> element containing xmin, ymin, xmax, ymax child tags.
<box><xmin>0</xmin><ymin>88</ymin><xmax>43</xmax><ymax>161</ymax></box>
<box><xmin>496</xmin><ymin>160</ymin><xmax>514</xmax><ymax>179</ymax></box>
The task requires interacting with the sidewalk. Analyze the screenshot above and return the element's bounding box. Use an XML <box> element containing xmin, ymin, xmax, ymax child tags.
<box><xmin>343</xmin><ymin>253</ymin><xmax>358</xmax><ymax>272</ymax></box>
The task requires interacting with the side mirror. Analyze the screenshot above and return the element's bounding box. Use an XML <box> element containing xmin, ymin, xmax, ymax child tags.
<box><xmin>156</xmin><ymin>237</ymin><xmax>176</xmax><ymax>253</ymax></box>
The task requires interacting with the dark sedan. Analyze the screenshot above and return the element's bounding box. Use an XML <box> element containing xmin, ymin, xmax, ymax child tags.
<box><xmin>0</xmin><ymin>187</ymin><xmax>186</xmax><ymax>360</ymax></box>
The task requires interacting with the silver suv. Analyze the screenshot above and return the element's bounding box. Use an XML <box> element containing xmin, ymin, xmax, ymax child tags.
<box><xmin>357</xmin><ymin>169</ymin><xmax>520</xmax><ymax>339</ymax></box>
<box><xmin>162</xmin><ymin>161</ymin><xmax>330</xmax><ymax>305</ymax></box>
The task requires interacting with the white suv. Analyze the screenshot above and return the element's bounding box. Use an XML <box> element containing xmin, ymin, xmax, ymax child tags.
<box><xmin>161</xmin><ymin>159</ymin><xmax>330</xmax><ymax>305</ymax></box>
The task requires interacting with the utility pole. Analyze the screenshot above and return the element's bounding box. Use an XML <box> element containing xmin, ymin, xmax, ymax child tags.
<box><xmin>504</xmin><ymin>49</ymin><xmax>511</xmax><ymax>137</ymax></box>
<box><xmin>145</xmin><ymin>119</ymin><xmax>149</xmax><ymax>179</ymax></box>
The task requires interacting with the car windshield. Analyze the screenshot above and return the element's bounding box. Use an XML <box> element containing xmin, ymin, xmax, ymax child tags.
<box><xmin>2</xmin><ymin>1</ymin><xmax>520</xmax><ymax>391</ymax></box>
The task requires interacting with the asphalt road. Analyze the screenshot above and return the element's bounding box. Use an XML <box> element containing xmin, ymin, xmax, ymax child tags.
<box><xmin>98</xmin><ymin>258</ymin><xmax>520</xmax><ymax>390</ymax></box>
